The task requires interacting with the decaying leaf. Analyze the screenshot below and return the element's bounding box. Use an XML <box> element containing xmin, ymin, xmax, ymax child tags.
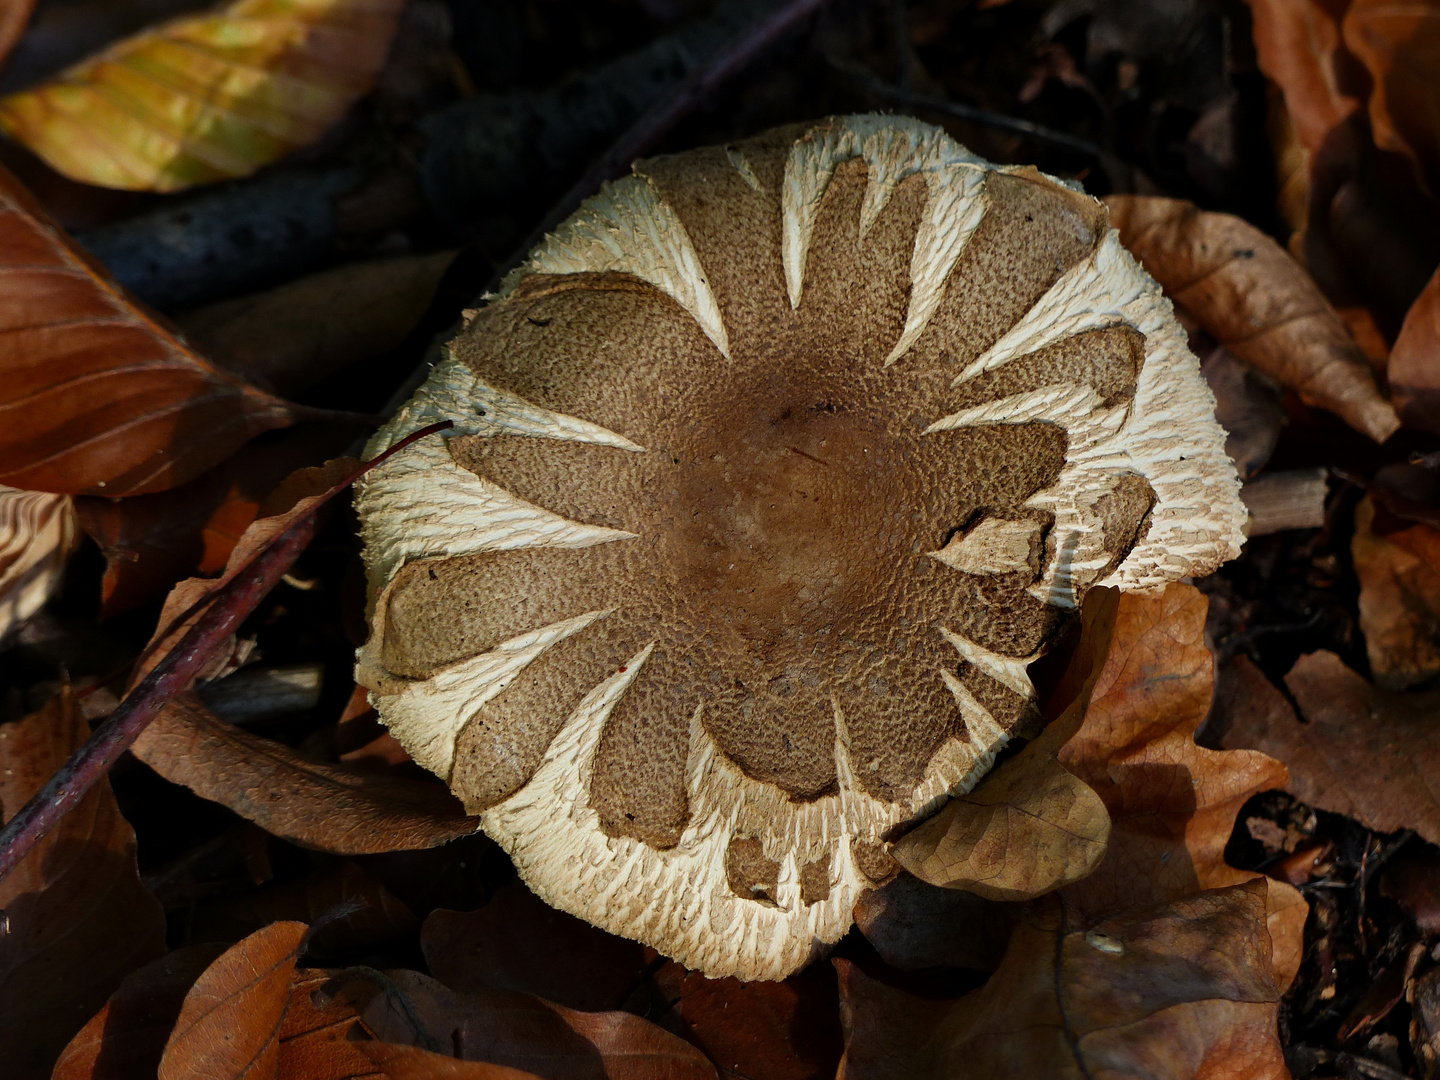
<box><xmin>177</xmin><ymin>251</ymin><xmax>460</xmax><ymax>396</ymax></box>
<box><xmin>0</xmin><ymin>484</ymin><xmax>77</xmax><ymax>640</ymax></box>
<box><xmin>1224</xmin><ymin>648</ymin><xmax>1440</xmax><ymax>846</ymax></box>
<box><xmin>275</xmin><ymin>968</ymin><xmax>385</xmax><ymax>1080</ymax></box>
<box><xmin>158</xmin><ymin>921</ymin><xmax>307</xmax><ymax>1080</ymax></box>
<box><xmin>0</xmin><ymin>0</ymin><xmax>406</xmax><ymax>193</ymax></box>
<box><xmin>853</xmin><ymin>872</ymin><xmax>1016</xmax><ymax>972</ymax></box>
<box><xmin>1388</xmin><ymin>264</ymin><xmax>1440</xmax><ymax>434</ymax></box>
<box><xmin>132</xmin><ymin>691</ymin><xmax>478</xmax><ymax>854</ymax></box>
<box><xmin>0</xmin><ymin>162</ymin><xmax>315</xmax><ymax>496</ymax></box>
<box><xmin>1056</xmin><ymin>584</ymin><xmax>1308</xmax><ymax>989</ymax></box>
<box><xmin>1106</xmin><ymin>193</ymin><xmax>1400</xmax><ymax>442</ymax></box>
<box><xmin>52</xmin><ymin>945</ymin><xmax>227</xmax><ymax>1080</ymax></box>
<box><xmin>355</xmin><ymin>967</ymin><xmax>720</xmax><ymax>1079</ymax></box>
<box><xmin>0</xmin><ymin>690</ymin><xmax>167</xmax><ymax>1080</ymax></box>
<box><xmin>1343</xmin><ymin>0</ymin><xmax>1440</xmax><ymax>193</ymax></box>
<box><xmin>836</xmin><ymin>880</ymin><xmax>1287</xmax><ymax>1080</ymax></box>
<box><xmin>1352</xmin><ymin>494</ymin><xmax>1440</xmax><ymax>689</ymax></box>
<box><xmin>0</xmin><ymin>0</ymin><xmax>35</xmax><ymax>71</ymax></box>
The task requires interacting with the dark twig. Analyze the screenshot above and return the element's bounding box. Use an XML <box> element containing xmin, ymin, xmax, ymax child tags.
<box><xmin>0</xmin><ymin>421</ymin><xmax>453</xmax><ymax>885</ymax></box>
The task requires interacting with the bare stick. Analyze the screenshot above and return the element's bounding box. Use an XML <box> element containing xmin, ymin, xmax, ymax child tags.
<box><xmin>0</xmin><ymin>421</ymin><xmax>453</xmax><ymax>884</ymax></box>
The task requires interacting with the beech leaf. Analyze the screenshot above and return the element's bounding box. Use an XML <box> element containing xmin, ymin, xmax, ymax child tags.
<box><xmin>1387</xmin><ymin>263</ymin><xmax>1440</xmax><ymax>434</ymax></box>
<box><xmin>836</xmin><ymin>881</ymin><xmax>1287</xmax><ymax>1080</ymax></box>
<box><xmin>1106</xmin><ymin>193</ymin><xmax>1400</xmax><ymax>442</ymax></box>
<box><xmin>0</xmin><ymin>483</ymin><xmax>77</xmax><ymax>641</ymax></box>
<box><xmin>1057</xmin><ymin>584</ymin><xmax>1308</xmax><ymax>990</ymax></box>
<box><xmin>158</xmin><ymin>921</ymin><xmax>308</xmax><ymax>1080</ymax></box>
<box><xmin>0</xmin><ymin>690</ymin><xmax>166</xmax><ymax>1080</ymax></box>
<box><xmin>0</xmin><ymin>163</ymin><xmax>316</xmax><ymax>496</ymax></box>
<box><xmin>0</xmin><ymin>0</ymin><xmax>406</xmax><ymax>193</ymax></box>
<box><xmin>1352</xmin><ymin>494</ymin><xmax>1440</xmax><ymax>689</ymax></box>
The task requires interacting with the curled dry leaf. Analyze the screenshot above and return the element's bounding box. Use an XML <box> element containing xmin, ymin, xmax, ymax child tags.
<box><xmin>0</xmin><ymin>0</ymin><xmax>406</xmax><ymax>192</ymax></box>
<box><xmin>1223</xmin><ymin>649</ymin><xmax>1440</xmax><ymax>847</ymax></box>
<box><xmin>1352</xmin><ymin>495</ymin><xmax>1440</xmax><ymax>689</ymax></box>
<box><xmin>0</xmin><ymin>163</ymin><xmax>312</xmax><ymax>496</ymax></box>
<box><xmin>0</xmin><ymin>484</ymin><xmax>77</xmax><ymax>641</ymax></box>
<box><xmin>1388</xmin><ymin>263</ymin><xmax>1440</xmax><ymax>434</ymax></box>
<box><xmin>0</xmin><ymin>690</ymin><xmax>166</xmax><ymax>1080</ymax></box>
<box><xmin>836</xmin><ymin>880</ymin><xmax>1287</xmax><ymax>1080</ymax></box>
<box><xmin>158</xmin><ymin>921</ymin><xmax>307</xmax><ymax>1080</ymax></box>
<box><xmin>1250</xmin><ymin>0</ymin><xmax>1362</xmax><ymax>161</ymax></box>
<box><xmin>1343</xmin><ymin>0</ymin><xmax>1440</xmax><ymax>193</ymax></box>
<box><xmin>1056</xmin><ymin>584</ymin><xmax>1308</xmax><ymax>990</ymax></box>
<box><xmin>52</xmin><ymin>945</ymin><xmax>227</xmax><ymax>1080</ymax></box>
<box><xmin>1106</xmin><ymin>193</ymin><xmax>1400</xmax><ymax>442</ymax></box>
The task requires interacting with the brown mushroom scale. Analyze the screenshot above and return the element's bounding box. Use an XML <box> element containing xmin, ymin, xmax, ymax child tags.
<box><xmin>357</xmin><ymin>116</ymin><xmax>1245</xmax><ymax>980</ymax></box>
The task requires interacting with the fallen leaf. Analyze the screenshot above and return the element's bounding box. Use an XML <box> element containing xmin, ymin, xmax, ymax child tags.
<box><xmin>1106</xmin><ymin>193</ymin><xmax>1400</xmax><ymax>442</ymax></box>
<box><xmin>191</xmin><ymin>860</ymin><xmax>418</xmax><ymax>956</ymax></box>
<box><xmin>653</xmin><ymin>961</ymin><xmax>842</xmax><ymax>1080</ymax></box>
<box><xmin>421</xmin><ymin>877</ymin><xmax>648</xmax><ymax>1012</ymax></box>
<box><xmin>0</xmin><ymin>483</ymin><xmax>77</xmax><ymax>640</ymax></box>
<box><xmin>852</xmin><ymin>873</ymin><xmax>1016</xmax><ymax>972</ymax></box>
<box><xmin>132</xmin><ymin>691</ymin><xmax>479</xmax><ymax>854</ymax></box>
<box><xmin>0</xmin><ymin>0</ymin><xmax>35</xmax><ymax>70</ymax></box>
<box><xmin>355</xmin><ymin>967</ymin><xmax>719</xmax><ymax>1079</ymax></box>
<box><xmin>1249</xmin><ymin>0</ymin><xmax>1363</xmax><ymax>161</ymax></box>
<box><xmin>1200</xmin><ymin>347</ymin><xmax>1285</xmax><ymax>478</ymax></box>
<box><xmin>836</xmin><ymin>880</ymin><xmax>1287</xmax><ymax>1080</ymax></box>
<box><xmin>0</xmin><ymin>0</ymin><xmax>406</xmax><ymax>192</ymax></box>
<box><xmin>1352</xmin><ymin>494</ymin><xmax>1440</xmax><ymax>689</ymax></box>
<box><xmin>1343</xmin><ymin>0</ymin><xmax>1440</xmax><ymax>193</ymax></box>
<box><xmin>1224</xmin><ymin>648</ymin><xmax>1440</xmax><ymax>845</ymax></box>
<box><xmin>0</xmin><ymin>162</ymin><xmax>316</xmax><ymax>496</ymax></box>
<box><xmin>0</xmin><ymin>689</ymin><xmax>167</xmax><ymax>1080</ymax></box>
<box><xmin>1388</xmin><ymin>263</ymin><xmax>1440</xmax><ymax>434</ymax></box>
<box><xmin>351</xmin><ymin>1041</ymin><xmax>541</xmax><ymax>1079</ymax></box>
<box><xmin>275</xmin><ymin>968</ymin><xmax>385</xmax><ymax>1080</ymax></box>
<box><xmin>1056</xmin><ymin>584</ymin><xmax>1308</xmax><ymax>990</ymax></box>
<box><xmin>52</xmin><ymin>945</ymin><xmax>227</xmax><ymax>1080</ymax></box>
<box><xmin>159</xmin><ymin>921</ymin><xmax>308</xmax><ymax>1080</ymax></box>
<box><xmin>177</xmin><ymin>251</ymin><xmax>460</xmax><ymax>397</ymax></box>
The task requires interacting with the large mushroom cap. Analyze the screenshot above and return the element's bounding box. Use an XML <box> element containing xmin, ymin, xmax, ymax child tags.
<box><xmin>356</xmin><ymin>115</ymin><xmax>1245</xmax><ymax>980</ymax></box>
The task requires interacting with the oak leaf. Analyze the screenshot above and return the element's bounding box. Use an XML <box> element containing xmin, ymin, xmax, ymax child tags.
<box><xmin>0</xmin><ymin>163</ymin><xmax>316</xmax><ymax>496</ymax></box>
<box><xmin>1223</xmin><ymin>648</ymin><xmax>1440</xmax><ymax>846</ymax></box>
<box><xmin>836</xmin><ymin>880</ymin><xmax>1287</xmax><ymax>1080</ymax></box>
<box><xmin>1343</xmin><ymin>0</ymin><xmax>1440</xmax><ymax>194</ymax></box>
<box><xmin>0</xmin><ymin>0</ymin><xmax>406</xmax><ymax>192</ymax></box>
<box><xmin>0</xmin><ymin>483</ymin><xmax>77</xmax><ymax>640</ymax></box>
<box><xmin>1387</xmin><ymin>263</ymin><xmax>1440</xmax><ymax>434</ymax></box>
<box><xmin>0</xmin><ymin>689</ymin><xmax>166</xmax><ymax>1080</ymax></box>
<box><xmin>1056</xmin><ymin>584</ymin><xmax>1308</xmax><ymax>990</ymax></box>
<box><xmin>158</xmin><ymin>921</ymin><xmax>307</xmax><ymax>1080</ymax></box>
<box><xmin>1352</xmin><ymin>494</ymin><xmax>1440</xmax><ymax>688</ymax></box>
<box><xmin>1106</xmin><ymin>193</ymin><xmax>1400</xmax><ymax>442</ymax></box>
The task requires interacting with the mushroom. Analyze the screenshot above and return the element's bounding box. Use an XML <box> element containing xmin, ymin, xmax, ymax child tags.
<box><xmin>355</xmin><ymin>115</ymin><xmax>1246</xmax><ymax>980</ymax></box>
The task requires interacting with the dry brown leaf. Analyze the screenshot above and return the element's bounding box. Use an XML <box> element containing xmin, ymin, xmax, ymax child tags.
<box><xmin>852</xmin><ymin>873</ymin><xmax>1017</xmax><ymax>972</ymax></box>
<box><xmin>1352</xmin><ymin>495</ymin><xmax>1440</xmax><ymax>688</ymax></box>
<box><xmin>1344</xmin><ymin>0</ymin><xmax>1440</xmax><ymax>193</ymax></box>
<box><xmin>355</xmin><ymin>967</ymin><xmax>720</xmax><ymax>1080</ymax></box>
<box><xmin>1388</xmin><ymin>263</ymin><xmax>1440</xmax><ymax>433</ymax></box>
<box><xmin>178</xmin><ymin>251</ymin><xmax>460</xmax><ymax>397</ymax></box>
<box><xmin>351</xmin><ymin>1042</ymin><xmax>541</xmax><ymax>1080</ymax></box>
<box><xmin>1250</xmin><ymin>0</ymin><xmax>1363</xmax><ymax>160</ymax></box>
<box><xmin>0</xmin><ymin>483</ymin><xmax>77</xmax><ymax>640</ymax></box>
<box><xmin>159</xmin><ymin>921</ymin><xmax>308</xmax><ymax>1080</ymax></box>
<box><xmin>1056</xmin><ymin>584</ymin><xmax>1308</xmax><ymax>990</ymax></box>
<box><xmin>0</xmin><ymin>0</ymin><xmax>35</xmax><ymax>71</ymax></box>
<box><xmin>276</xmin><ymin>968</ymin><xmax>385</xmax><ymax>1080</ymax></box>
<box><xmin>0</xmin><ymin>689</ymin><xmax>167</xmax><ymax>1080</ymax></box>
<box><xmin>52</xmin><ymin>945</ymin><xmax>227</xmax><ymax>1080</ymax></box>
<box><xmin>0</xmin><ymin>0</ymin><xmax>405</xmax><ymax>192</ymax></box>
<box><xmin>0</xmin><ymin>162</ymin><xmax>316</xmax><ymax>496</ymax></box>
<box><xmin>836</xmin><ymin>880</ymin><xmax>1287</xmax><ymax>1080</ymax></box>
<box><xmin>1106</xmin><ymin>193</ymin><xmax>1400</xmax><ymax>442</ymax></box>
<box><xmin>1224</xmin><ymin>648</ymin><xmax>1440</xmax><ymax>845</ymax></box>
<box><xmin>132</xmin><ymin>691</ymin><xmax>478</xmax><ymax>854</ymax></box>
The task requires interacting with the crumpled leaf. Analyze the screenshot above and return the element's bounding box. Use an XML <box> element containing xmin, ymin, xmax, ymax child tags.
<box><xmin>1388</xmin><ymin>263</ymin><xmax>1440</xmax><ymax>433</ymax></box>
<box><xmin>353</xmin><ymin>967</ymin><xmax>720</xmax><ymax>1079</ymax></box>
<box><xmin>0</xmin><ymin>484</ymin><xmax>77</xmax><ymax>640</ymax></box>
<box><xmin>1343</xmin><ymin>0</ymin><xmax>1440</xmax><ymax>194</ymax></box>
<box><xmin>0</xmin><ymin>0</ymin><xmax>406</xmax><ymax>193</ymax></box>
<box><xmin>52</xmin><ymin>945</ymin><xmax>227</xmax><ymax>1080</ymax></box>
<box><xmin>1107</xmin><ymin>193</ymin><xmax>1400</xmax><ymax>442</ymax></box>
<box><xmin>1056</xmin><ymin>584</ymin><xmax>1308</xmax><ymax>990</ymax></box>
<box><xmin>0</xmin><ymin>689</ymin><xmax>167</xmax><ymax>1080</ymax></box>
<box><xmin>892</xmin><ymin>589</ymin><xmax>1115</xmax><ymax>900</ymax></box>
<box><xmin>836</xmin><ymin>880</ymin><xmax>1287</xmax><ymax>1080</ymax></box>
<box><xmin>0</xmin><ymin>0</ymin><xmax>36</xmax><ymax>71</ymax></box>
<box><xmin>1352</xmin><ymin>494</ymin><xmax>1440</xmax><ymax>689</ymax></box>
<box><xmin>1223</xmin><ymin>648</ymin><xmax>1440</xmax><ymax>846</ymax></box>
<box><xmin>158</xmin><ymin>921</ymin><xmax>307</xmax><ymax>1080</ymax></box>
<box><xmin>0</xmin><ymin>162</ymin><xmax>316</xmax><ymax>496</ymax></box>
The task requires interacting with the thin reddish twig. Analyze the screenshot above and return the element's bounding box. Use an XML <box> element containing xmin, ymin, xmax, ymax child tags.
<box><xmin>0</xmin><ymin>421</ymin><xmax>453</xmax><ymax>885</ymax></box>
